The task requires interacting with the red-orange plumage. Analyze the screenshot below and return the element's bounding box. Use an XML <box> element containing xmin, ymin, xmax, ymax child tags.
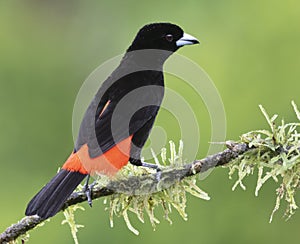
<box><xmin>62</xmin><ymin>151</ymin><xmax>88</xmax><ymax>174</ymax></box>
<box><xmin>62</xmin><ymin>135</ymin><xmax>133</xmax><ymax>176</ymax></box>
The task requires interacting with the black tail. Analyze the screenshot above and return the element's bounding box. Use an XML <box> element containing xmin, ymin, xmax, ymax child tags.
<box><xmin>25</xmin><ymin>169</ymin><xmax>86</xmax><ymax>219</ymax></box>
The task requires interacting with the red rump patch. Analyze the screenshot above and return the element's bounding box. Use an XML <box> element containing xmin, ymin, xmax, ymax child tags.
<box><xmin>62</xmin><ymin>152</ymin><xmax>89</xmax><ymax>174</ymax></box>
<box><xmin>62</xmin><ymin>135</ymin><xmax>133</xmax><ymax>177</ymax></box>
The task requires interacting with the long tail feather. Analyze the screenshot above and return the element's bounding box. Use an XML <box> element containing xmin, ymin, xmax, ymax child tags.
<box><xmin>25</xmin><ymin>169</ymin><xmax>86</xmax><ymax>219</ymax></box>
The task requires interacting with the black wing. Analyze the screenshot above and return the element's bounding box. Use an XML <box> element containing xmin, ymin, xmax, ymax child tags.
<box><xmin>75</xmin><ymin>70</ymin><xmax>164</xmax><ymax>158</ymax></box>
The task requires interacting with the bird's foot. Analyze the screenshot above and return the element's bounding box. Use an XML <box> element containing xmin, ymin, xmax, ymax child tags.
<box><xmin>83</xmin><ymin>175</ymin><xmax>97</xmax><ymax>207</ymax></box>
<box><xmin>140</xmin><ymin>161</ymin><xmax>162</xmax><ymax>182</ymax></box>
<box><xmin>130</xmin><ymin>158</ymin><xmax>162</xmax><ymax>181</ymax></box>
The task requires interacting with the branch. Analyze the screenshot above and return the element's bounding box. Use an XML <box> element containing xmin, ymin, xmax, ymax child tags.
<box><xmin>0</xmin><ymin>142</ymin><xmax>249</xmax><ymax>243</ymax></box>
<box><xmin>3</xmin><ymin>102</ymin><xmax>300</xmax><ymax>243</ymax></box>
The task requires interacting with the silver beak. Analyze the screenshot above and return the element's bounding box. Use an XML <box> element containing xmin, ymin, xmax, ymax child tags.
<box><xmin>176</xmin><ymin>33</ymin><xmax>199</xmax><ymax>47</ymax></box>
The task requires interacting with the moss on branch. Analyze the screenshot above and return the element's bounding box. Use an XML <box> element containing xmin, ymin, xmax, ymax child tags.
<box><xmin>0</xmin><ymin>141</ymin><xmax>248</xmax><ymax>243</ymax></box>
<box><xmin>2</xmin><ymin>101</ymin><xmax>300</xmax><ymax>244</ymax></box>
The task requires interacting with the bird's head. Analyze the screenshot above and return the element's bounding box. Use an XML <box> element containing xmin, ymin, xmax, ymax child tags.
<box><xmin>127</xmin><ymin>23</ymin><xmax>199</xmax><ymax>52</ymax></box>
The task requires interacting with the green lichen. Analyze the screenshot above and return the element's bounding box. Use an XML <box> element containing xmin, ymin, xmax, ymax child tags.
<box><xmin>227</xmin><ymin>101</ymin><xmax>300</xmax><ymax>222</ymax></box>
<box><xmin>8</xmin><ymin>233</ymin><xmax>29</xmax><ymax>244</ymax></box>
<box><xmin>60</xmin><ymin>140</ymin><xmax>208</xmax><ymax>243</ymax></box>
<box><xmin>105</xmin><ymin>140</ymin><xmax>210</xmax><ymax>235</ymax></box>
<box><xmin>62</xmin><ymin>205</ymin><xmax>85</xmax><ymax>244</ymax></box>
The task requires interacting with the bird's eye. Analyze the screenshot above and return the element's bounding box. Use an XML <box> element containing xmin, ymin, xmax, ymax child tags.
<box><xmin>165</xmin><ymin>34</ymin><xmax>174</xmax><ymax>42</ymax></box>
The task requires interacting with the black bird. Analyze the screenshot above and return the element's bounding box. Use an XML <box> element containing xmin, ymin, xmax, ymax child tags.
<box><xmin>25</xmin><ymin>23</ymin><xmax>199</xmax><ymax>219</ymax></box>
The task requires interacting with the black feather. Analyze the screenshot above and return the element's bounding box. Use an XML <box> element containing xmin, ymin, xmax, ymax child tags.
<box><xmin>25</xmin><ymin>169</ymin><xmax>86</xmax><ymax>219</ymax></box>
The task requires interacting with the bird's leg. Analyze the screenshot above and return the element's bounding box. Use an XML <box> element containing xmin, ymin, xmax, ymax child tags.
<box><xmin>130</xmin><ymin>158</ymin><xmax>160</xmax><ymax>170</ymax></box>
<box><xmin>129</xmin><ymin>158</ymin><xmax>162</xmax><ymax>181</ymax></box>
<box><xmin>141</xmin><ymin>162</ymin><xmax>161</xmax><ymax>171</ymax></box>
<box><xmin>83</xmin><ymin>174</ymin><xmax>96</xmax><ymax>207</ymax></box>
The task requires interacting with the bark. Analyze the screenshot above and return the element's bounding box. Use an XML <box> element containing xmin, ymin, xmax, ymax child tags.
<box><xmin>0</xmin><ymin>142</ymin><xmax>249</xmax><ymax>244</ymax></box>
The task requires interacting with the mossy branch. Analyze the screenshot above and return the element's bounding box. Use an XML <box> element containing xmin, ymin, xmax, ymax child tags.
<box><xmin>2</xmin><ymin>101</ymin><xmax>300</xmax><ymax>243</ymax></box>
<box><xmin>0</xmin><ymin>141</ymin><xmax>249</xmax><ymax>243</ymax></box>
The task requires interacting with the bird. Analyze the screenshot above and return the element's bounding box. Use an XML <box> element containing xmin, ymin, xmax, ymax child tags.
<box><xmin>25</xmin><ymin>22</ymin><xmax>199</xmax><ymax>219</ymax></box>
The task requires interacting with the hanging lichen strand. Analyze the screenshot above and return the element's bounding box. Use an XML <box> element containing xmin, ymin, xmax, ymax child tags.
<box><xmin>105</xmin><ymin>140</ymin><xmax>210</xmax><ymax>235</ymax></box>
<box><xmin>227</xmin><ymin>101</ymin><xmax>300</xmax><ymax>222</ymax></box>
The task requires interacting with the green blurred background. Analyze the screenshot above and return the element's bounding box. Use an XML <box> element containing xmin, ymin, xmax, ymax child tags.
<box><xmin>1</xmin><ymin>0</ymin><xmax>300</xmax><ymax>243</ymax></box>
